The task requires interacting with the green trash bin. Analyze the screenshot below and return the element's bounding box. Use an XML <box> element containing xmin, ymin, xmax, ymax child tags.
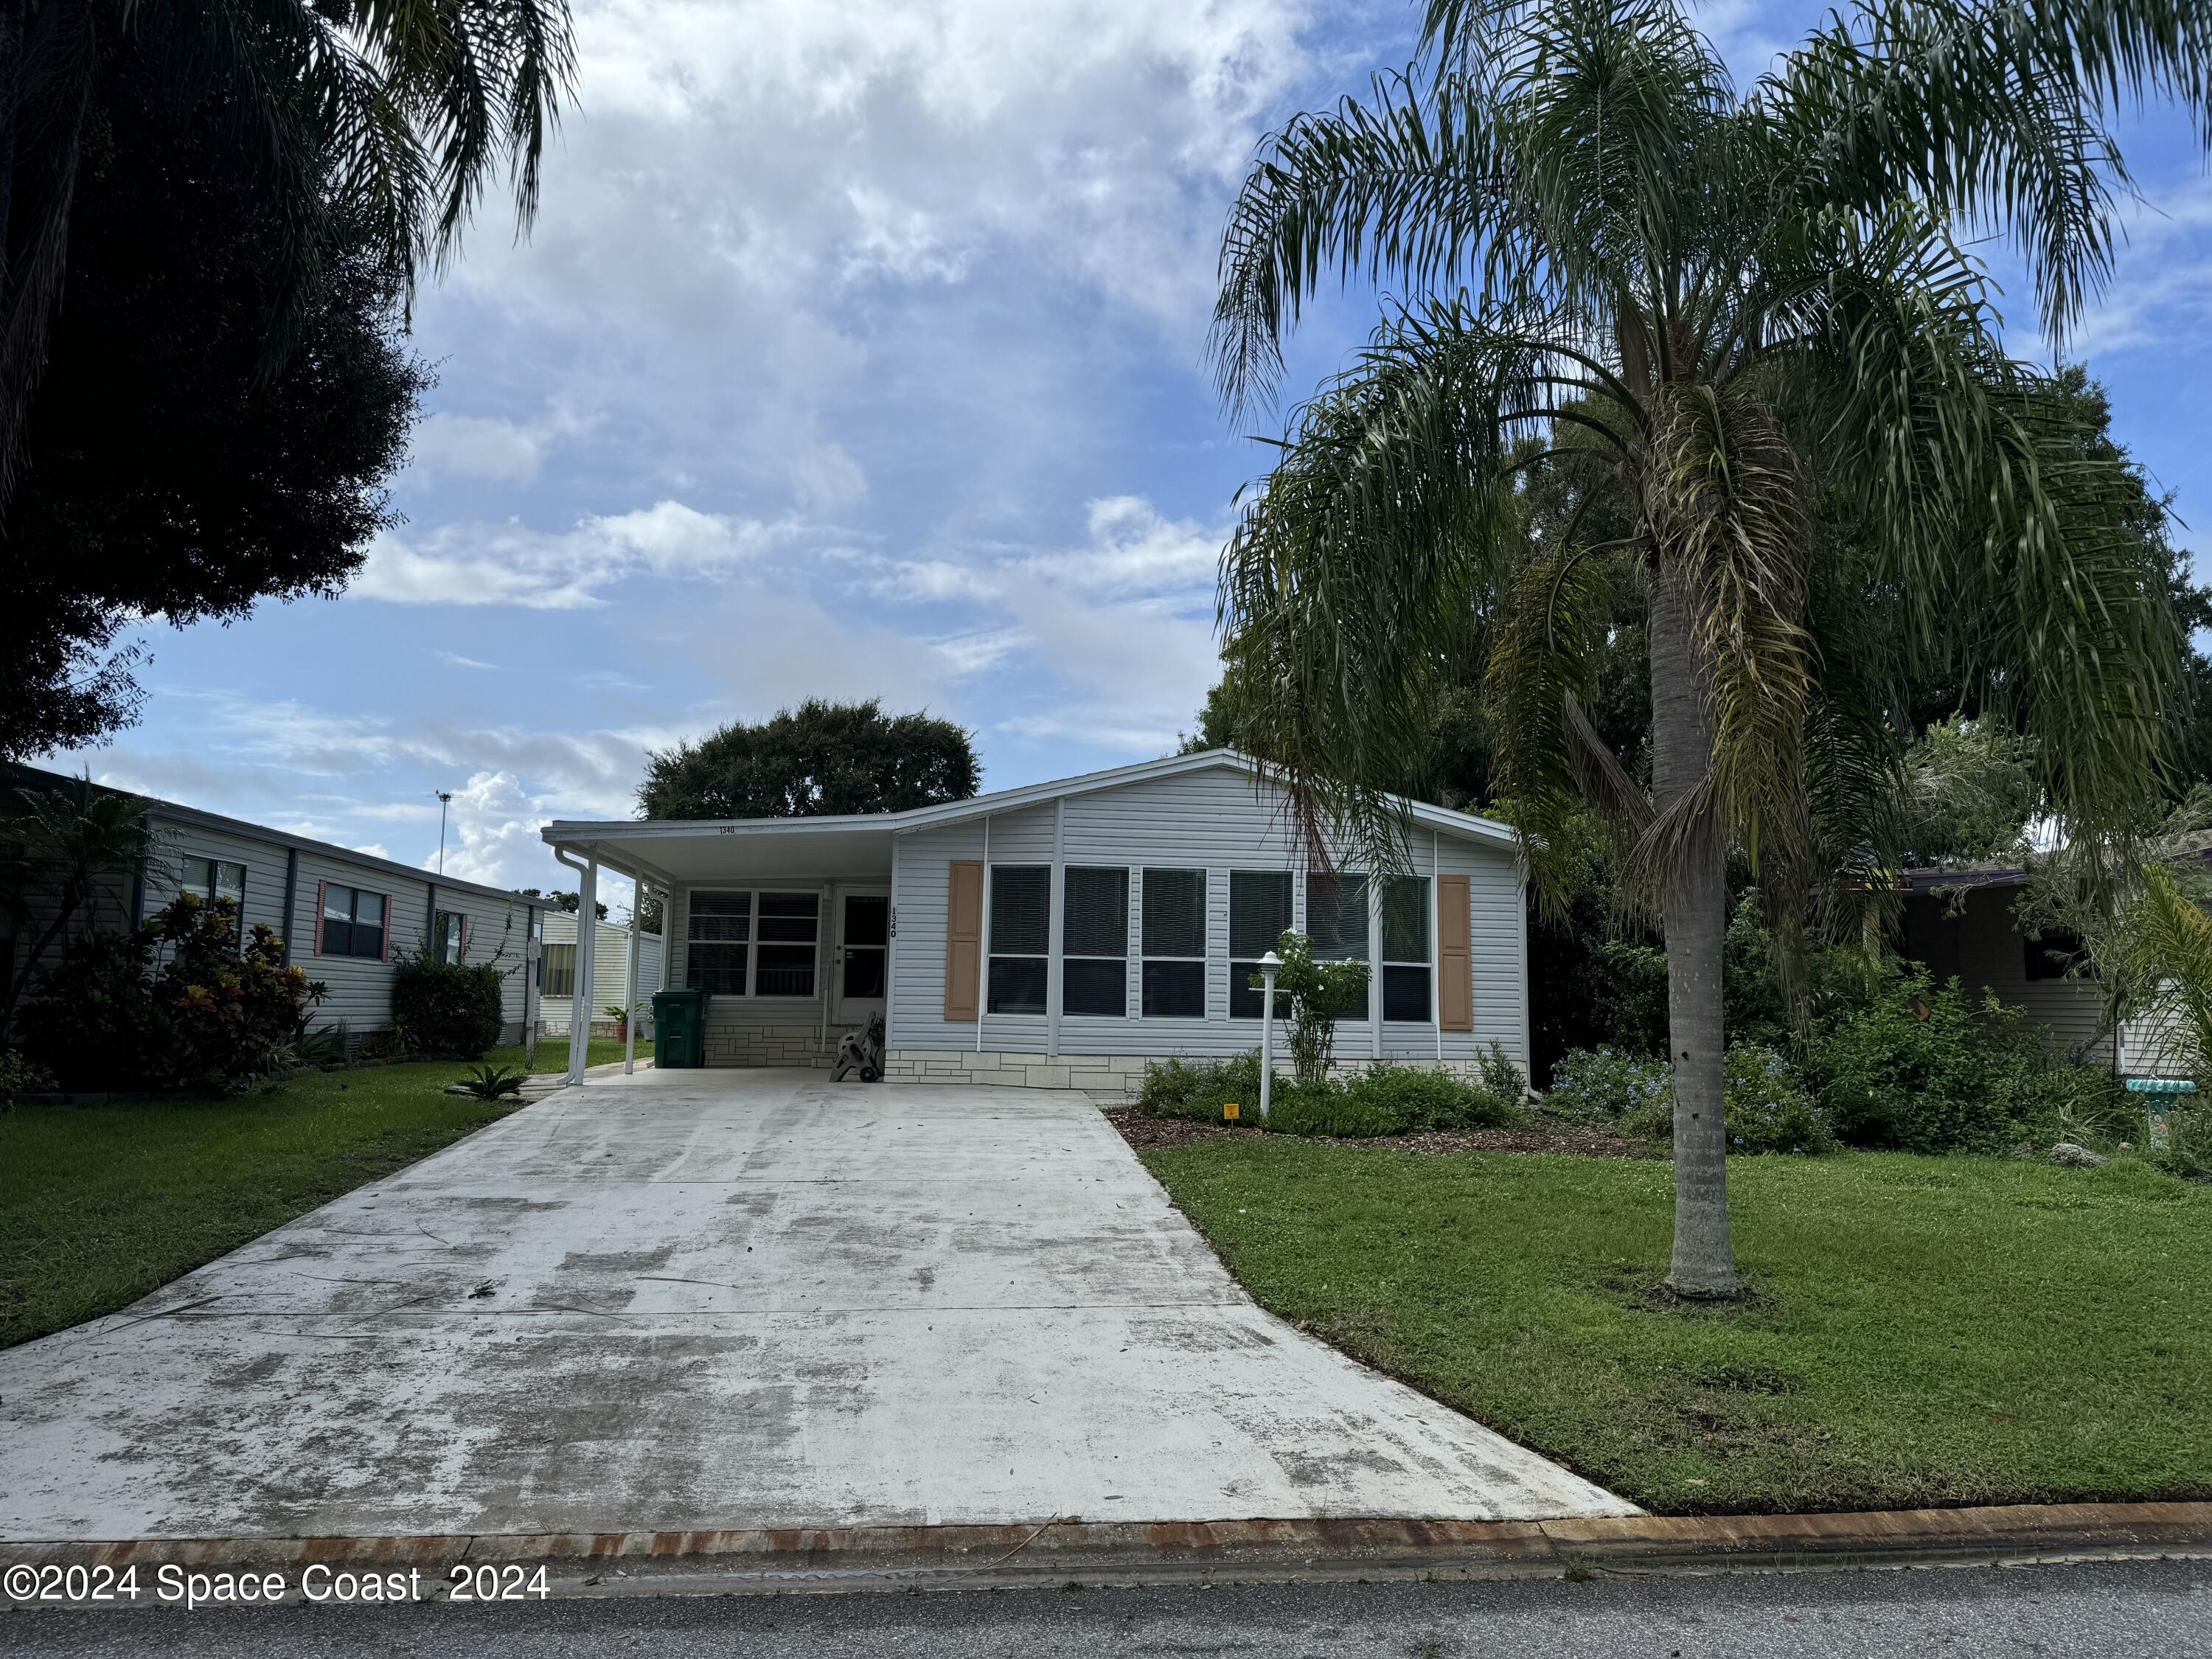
<box><xmin>653</xmin><ymin>987</ymin><xmax>707</xmax><ymax>1069</ymax></box>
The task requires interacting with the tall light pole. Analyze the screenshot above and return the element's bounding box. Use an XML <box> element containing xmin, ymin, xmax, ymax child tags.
<box><xmin>436</xmin><ymin>790</ymin><xmax>453</xmax><ymax>875</ymax></box>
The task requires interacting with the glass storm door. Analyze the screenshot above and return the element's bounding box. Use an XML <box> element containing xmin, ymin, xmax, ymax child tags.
<box><xmin>834</xmin><ymin>891</ymin><xmax>890</xmax><ymax>1028</ymax></box>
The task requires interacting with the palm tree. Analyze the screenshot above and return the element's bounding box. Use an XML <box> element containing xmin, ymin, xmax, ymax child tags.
<box><xmin>1211</xmin><ymin>0</ymin><xmax>2205</xmax><ymax>1295</ymax></box>
<box><xmin>0</xmin><ymin>0</ymin><xmax>574</xmax><ymax>494</ymax></box>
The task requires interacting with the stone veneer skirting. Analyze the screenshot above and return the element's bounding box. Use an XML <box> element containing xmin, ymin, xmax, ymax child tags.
<box><xmin>881</xmin><ymin>1048</ymin><xmax>1506</xmax><ymax>1106</ymax></box>
<box><xmin>705</xmin><ymin>1020</ymin><xmax>835</xmax><ymax>1068</ymax></box>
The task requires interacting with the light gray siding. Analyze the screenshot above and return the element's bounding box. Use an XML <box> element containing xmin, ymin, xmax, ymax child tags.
<box><xmin>886</xmin><ymin>768</ymin><xmax>1528</xmax><ymax>1068</ymax></box>
<box><xmin>139</xmin><ymin>818</ymin><xmax>290</xmax><ymax>944</ymax></box>
<box><xmin>434</xmin><ymin>884</ymin><xmax>538</xmax><ymax>1029</ymax></box>
<box><xmin>291</xmin><ymin>849</ymin><xmax>428</xmax><ymax>1033</ymax></box>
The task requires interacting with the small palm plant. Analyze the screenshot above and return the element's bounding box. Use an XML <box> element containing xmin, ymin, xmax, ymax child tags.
<box><xmin>454</xmin><ymin>1064</ymin><xmax>529</xmax><ymax>1102</ymax></box>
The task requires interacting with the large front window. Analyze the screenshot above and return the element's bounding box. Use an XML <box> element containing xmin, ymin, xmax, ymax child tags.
<box><xmin>686</xmin><ymin>891</ymin><xmax>821</xmax><ymax>997</ymax></box>
<box><xmin>987</xmin><ymin>865</ymin><xmax>1050</xmax><ymax>1015</ymax></box>
<box><xmin>1141</xmin><ymin>868</ymin><xmax>1207</xmax><ymax>1018</ymax></box>
<box><xmin>1228</xmin><ymin>869</ymin><xmax>1293</xmax><ymax>1019</ymax></box>
<box><xmin>1062</xmin><ymin>866</ymin><xmax>1129</xmax><ymax>1017</ymax></box>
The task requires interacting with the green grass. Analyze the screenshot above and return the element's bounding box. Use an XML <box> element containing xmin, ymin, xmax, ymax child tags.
<box><xmin>1</xmin><ymin>1059</ymin><xmax>528</xmax><ymax>1349</ymax></box>
<box><xmin>1141</xmin><ymin>1140</ymin><xmax>2212</xmax><ymax>1514</ymax></box>
<box><xmin>487</xmin><ymin>1037</ymin><xmax>631</xmax><ymax>1074</ymax></box>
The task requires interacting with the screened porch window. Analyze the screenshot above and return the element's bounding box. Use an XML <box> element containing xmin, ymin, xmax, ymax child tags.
<box><xmin>1381</xmin><ymin>875</ymin><xmax>1432</xmax><ymax>1021</ymax></box>
<box><xmin>1228</xmin><ymin>869</ymin><xmax>1293</xmax><ymax>1019</ymax></box>
<box><xmin>1062</xmin><ymin>866</ymin><xmax>1129</xmax><ymax>1017</ymax></box>
<box><xmin>987</xmin><ymin>865</ymin><xmax>1049</xmax><ymax>1015</ymax></box>
<box><xmin>686</xmin><ymin>891</ymin><xmax>821</xmax><ymax>998</ymax></box>
<box><xmin>1141</xmin><ymin>868</ymin><xmax>1206</xmax><ymax>1018</ymax></box>
<box><xmin>686</xmin><ymin>891</ymin><xmax>752</xmax><ymax>995</ymax></box>
<box><xmin>755</xmin><ymin>893</ymin><xmax>821</xmax><ymax>996</ymax></box>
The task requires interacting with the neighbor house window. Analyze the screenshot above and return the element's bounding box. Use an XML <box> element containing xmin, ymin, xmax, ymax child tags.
<box><xmin>319</xmin><ymin>884</ymin><xmax>386</xmax><ymax>959</ymax></box>
<box><xmin>1062</xmin><ymin>866</ymin><xmax>1129</xmax><ymax>1018</ymax></box>
<box><xmin>1141</xmin><ymin>868</ymin><xmax>1207</xmax><ymax>1018</ymax></box>
<box><xmin>540</xmin><ymin>942</ymin><xmax>577</xmax><ymax>998</ymax></box>
<box><xmin>182</xmin><ymin>856</ymin><xmax>247</xmax><ymax>942</ymax></box>
<box><xmin>685</xmin><ymin>891</ymin><xmax>821</xmax><ymax>997</ymax></box>
<box><xmin>433</xmin><ymin>910</ymin><xmax>467</xmax><ymax>965</ymax></box>
<box><xmin>1228</xmin><ymin>870</ymin><xmax>1293</xmax><ymax>1019</ymax></box>
<box><xmin>2025</xmin><ymin>927</ymin><xmax>2089</xmax><ymax>982</ymax></box>
<box><xmin>687</xmin><ymin>892</ymin><xmax>752</xmax><ymax>995</ymax></box>
<box><xmin>1381</xmin><ymin>876</ymin><xmax>1431</xmax><ymax>1021</ymax></box>
<box><xmin>988</xmin><ymin>865</ymin><xmax>1050</xmax><ymax>1015</ymax></box>
<box><xmin>1306</xmin><ymin>872</ymin><xmax>1370</xmax><ymax>962</ymax></box>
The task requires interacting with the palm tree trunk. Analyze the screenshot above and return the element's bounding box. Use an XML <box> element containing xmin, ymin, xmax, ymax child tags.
<box><xmin>1649</xmin><ymin>560</ymin><xmax>1740</xmax><ymax>1298</ymax></box>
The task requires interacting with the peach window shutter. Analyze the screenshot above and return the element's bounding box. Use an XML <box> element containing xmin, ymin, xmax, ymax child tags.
<box><xmin>944</xmin><ymin>860</ymin><xmax>983</xmax><ymax>1022</ymax></box>
<box><xmin>1437</xmin><ymin>874</ymin><xmax>1473</xmax><ymax>1032</ymax></box>
<box><xmin>313</xmin><ymin>880</ymin><xmax>327</xmax><ymax>956</ymax></box>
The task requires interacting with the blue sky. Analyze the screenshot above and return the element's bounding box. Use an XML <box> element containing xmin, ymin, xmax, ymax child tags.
<box><xmin>51</xmin><ymin>0</ymin><xmax>2212</xmax><ymax>915</ymax></box>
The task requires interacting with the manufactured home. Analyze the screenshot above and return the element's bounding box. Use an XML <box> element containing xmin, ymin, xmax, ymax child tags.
<box><xmin>3</xmin><ymin>764</ymin><xmax>545</xmax><ymax>1043</ymax></box>
<box><xmin>539</xmin><ymin>750</ymin><xmax>1530</xmax><ymax>1095</ymax></box>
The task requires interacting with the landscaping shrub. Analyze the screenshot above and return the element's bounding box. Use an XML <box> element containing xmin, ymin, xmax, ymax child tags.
<box><xmin>1340</xmin><ymin>1065</ymin><xmax>1522</xmax><ymax>1130</ymax></box>
<box><xmin>21</xmin><ymin>894</ymin><xmax>321</xmax><ymax>1090</ymax></box>
<box><xmin>1137</xmin><ymin>1054</ymin><xmax>1520</xmax><ymax>1137</ymax></box>
<box><xmin>1</xmin><ymin>1048</ymin><xmax>58</xmax><ymax>1105</ymax></box>
<box><xmin>2153</xmin><ymin>1105</ymin><xmax>2212</xmax><ymax>1182</ymax></box>
<box><xmin>1809</xmin><ymin>970</ymin><xmax>2053</xmax><ymax>1154</ymax></box>
<box><xmin>1540</xmin><ymin>1043</ymin><xmax>1837</xmax><ymax>1154</ymax></box>
<box><xmin>391</xmin><ymin>956</ymin><xmax>507</xmax><ymax>1059</ymax></box>
<box><xmin>1541</xmin><ymin>1046</ymin><xmax>1672</xmax><ymax>1127</ymax></box>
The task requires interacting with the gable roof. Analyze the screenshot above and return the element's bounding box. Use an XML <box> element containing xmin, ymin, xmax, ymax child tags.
<box><xmin>6</xmin><ymin>762</ymin><xmax>540</xmax><ymax>911</ymax></box>
<box><xmin>538</xmin><ymin>749</ymin><xmax>1518</xmax><ymax>863</ymax></box>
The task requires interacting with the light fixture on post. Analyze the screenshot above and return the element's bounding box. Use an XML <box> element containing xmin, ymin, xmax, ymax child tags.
<box><xmin>435</xmin><ymin>790</ymin><xmax>454</xmax><ymax>875</ymax></box>
<box><xmin>1256</xmin><ymin>950</ymin><xmax>1281</xmax><ymax>1121</ymax></box>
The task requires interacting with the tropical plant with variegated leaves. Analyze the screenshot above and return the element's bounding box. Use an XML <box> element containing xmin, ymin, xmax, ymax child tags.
<box><xmin>1209</xmin><ymin>0</ymin><xmax>2208</xmax><ymax>1295</ymax></box>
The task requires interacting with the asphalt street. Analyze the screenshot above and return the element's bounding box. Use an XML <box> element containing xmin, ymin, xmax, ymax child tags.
<box><xmin>7</xmin><ymin>1557</ymin><xmax>2209</xmax><ymax>1658</ymax></box>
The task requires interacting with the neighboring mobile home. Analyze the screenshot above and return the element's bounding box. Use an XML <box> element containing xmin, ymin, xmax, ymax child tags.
<box><xmin>4</xmin><ymin>765</ymin><xmax>544</xmax><ymax>1043</ymax></box>
<box><xmin>536</xmin><ymin>911</ymin><xmax>663</xmax><ymax>1037</ymax></box>
<box><xmin>539</xmin><ymin>750</ymin><xmax>1530</xmax><ymax>1095</ymax></box>
<box><xmin>1897</xmin><ymin>857</ymin><xmax>2200</xmax><ymax>1078</ymax></box>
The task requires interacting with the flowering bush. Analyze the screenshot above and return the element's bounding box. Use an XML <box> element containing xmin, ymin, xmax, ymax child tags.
<box><xmin>1541</xmin><ymin>1046</ymin><xmax>1672</xmax><ymax>1126</ymax></box>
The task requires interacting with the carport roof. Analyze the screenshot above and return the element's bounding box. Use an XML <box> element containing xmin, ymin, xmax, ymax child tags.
<box><xmin>540</xmin><ymin>749</ymin><xmax>1517</xmax><ymax>888</ymax></box>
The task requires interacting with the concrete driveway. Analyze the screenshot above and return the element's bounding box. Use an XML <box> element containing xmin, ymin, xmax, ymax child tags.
<box><xmin>0</xmin><ymin>1070</ymin><xmax>1632</xmax><ymax>1541</ymax></box>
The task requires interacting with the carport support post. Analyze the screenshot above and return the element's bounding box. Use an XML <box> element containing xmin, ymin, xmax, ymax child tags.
<box><xmin>623</xmin><ymin>890</ymin><xmax>642</xmax><ymax>1076</ymax></box>
<box><xmin>566</xmin><ymin>855</ymin><xmax>598</xmax><ymax>1086</ymax></box>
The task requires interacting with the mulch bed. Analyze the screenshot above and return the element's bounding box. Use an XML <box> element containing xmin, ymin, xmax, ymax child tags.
<box><xmin>1103</xmin><ymin>1107</ymin><xmax>1663</xmax><ymax>1160</ymax></box>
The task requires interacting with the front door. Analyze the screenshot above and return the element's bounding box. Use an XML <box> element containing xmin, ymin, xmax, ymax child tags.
<box><xmin>833</xmin><ymin>890</ymin><xmax>890</xmax><ymax>1030</ymax></box>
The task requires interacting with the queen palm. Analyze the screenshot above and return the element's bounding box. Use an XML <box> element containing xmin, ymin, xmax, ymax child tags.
<box><xmin>1212</xmin><ymin>0</ymin><xmax>2205</xmax><ymax>1294</ymax></box>
<box><xmin>0</xmin><ymin>0</ymin><xmax>574</xmax><ymax>493</ymax></box>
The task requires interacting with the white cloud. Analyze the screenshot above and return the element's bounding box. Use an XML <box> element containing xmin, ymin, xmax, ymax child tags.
<box><xmin>355</xmin><ymin>501</ymin><xmax>803</xmax><ymax>608</ymax></box>
<box><xmin>437</xmin><ymin>650</ymin><xmax>500</xmax><ymax>669</ymax></box>
<box><xmin>410</xmin><ymin>414</ymin><xmax>548</xmax><ymax>483</ymax></box>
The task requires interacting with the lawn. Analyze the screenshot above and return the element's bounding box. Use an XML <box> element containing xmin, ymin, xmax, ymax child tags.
<box><xmin>1140</xmin><ymin>1138</ymin><xmax>2212</xmax><ymax>1515</ymax></box>
<box><xmin>488</xmin><ymin>1037</ymin><xmax>631</xmax><ymax>1074</ymax></box>
<box><xmin>1</xmin><ymin>1058</ymin><xmax>528</xmax><ymax>1349</ymax></box>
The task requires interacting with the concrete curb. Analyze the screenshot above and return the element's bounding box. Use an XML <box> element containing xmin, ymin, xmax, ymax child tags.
<box><xmin>7</xmin><ymin>1503</ymin><xmax>2209</xmax><ymax>1602</ymax></box>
